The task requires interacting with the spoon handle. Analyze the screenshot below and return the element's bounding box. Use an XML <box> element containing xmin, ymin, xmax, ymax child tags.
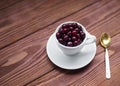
<box><xmin>105</xmin><ymin>48</ymin><xmax>111</xmax><ymax>79</ymax></box>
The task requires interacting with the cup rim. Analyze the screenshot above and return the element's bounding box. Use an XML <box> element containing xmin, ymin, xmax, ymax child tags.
<box><xmin>55</xmin><ymin>21</ymin><xmax>87</xmax><ymax>49</ymax></box>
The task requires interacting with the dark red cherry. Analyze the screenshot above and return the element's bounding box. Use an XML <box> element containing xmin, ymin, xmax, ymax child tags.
<box><xmin>72</xmin><ymin>36</ymin><xmax>77</xmax><ymax>41</ymax></box>
<box><xmin>75</xmin><ymin>28</ymin><xmax>79</xmax><ymax>33</ymax></box>
<box><xmin>72</xmin><ymin>30</ymin><xmax>77</xmax><ymax>36</ymax></box>
<box><xmin>81</xmin><ymin>32</ymin><xmax>85</xmax><ymax>39</ymax></box>
<box><xmin>78</xmin><ymin>26</ymin><xmax>82</xmax><ymax>31</ymax></box>
<box><xmin>69</xmin><ymin>27</ymin><xmax>74</xmax><ymax>31</ymax></box>
<box><xmin>59</xmin><ymin>28</ymin><xmax>64</xmax><ymax>34</ymax></box>
<box><xmin>56</xmin><ymin>32</ymin><xmax>61</xmax><ymax>39</ymax></box>
<box><xmin>62</xmin><ymin>34</ymin><xmax>66</xmax><ymax>38</ymax></box>
<box><xmin>77</xmin><ymin>39</ymin><xmax>82</xmax><ymax>44</ymax></box>
<box><xmin>67</xmin><ymin>41</ymin><xmax>73</xmax><ymax>47</ymax></box>
<box><xmin>58</xmin><ymin>38</ymin><xmax>64</xmax><ymax>44</ymax></box>
<box><xmin>68</xmin><ymin>23</ymin><xmax>72</xmax><ymax>27</ymax></box>
<box><xmin>80</xmin><ymin>31</ymin><xmax>83</xmax><ymax>34</ymax></box>
<box><xmin>63</xmin><ymin>35</ymin><xmax>69</xmax><ymax>41</ymax></box>
<box><xmin>62</xmin><ymin>24</ymin><xmax>68</xmax><ymax>28</ymax></box>
<box><xmin>72</xmin><ymin>23</ymin><xmax>78</xmax><ymax>28</ymax></box>
<box><xmin>63</xmin><ymin>28</ymin><xmax>68</xmax><ymax>33</ymax></box>
<box><xmin>74</xmin><ymin>41</ymin><xmax>79</xmax><ymax>46</ymax></box>
<box><xmin>68</xmin><ymin>37</ymin><xmax>72</xmax><ymax>41</ymax></box>
<box><xmin>67</xmin><ymin>31</ymin><xmax>72</xmax><ymax>37</ymax></box>
<box><xmin>76</xmin><ymin>34</ymin><xmax>80</xmax><ymax>39</ymax></box>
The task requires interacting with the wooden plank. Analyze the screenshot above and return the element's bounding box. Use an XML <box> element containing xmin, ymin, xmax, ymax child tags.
<box><xmin>0</xmin><ymin>0</ymin><xmax>21</xmax><ymax>10</ymax></box>
<box><xmin>0</xmin><ymin>0</ymin><xmax>120</xmax><ymax>85</ymax></box>
<box><xmin>0</xmin><ymin>0</ymin><xmax>98</xmax><ymax>49</ymax></box>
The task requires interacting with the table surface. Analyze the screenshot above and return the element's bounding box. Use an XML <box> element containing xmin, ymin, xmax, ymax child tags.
<box><xmin>0</xmin><ymin>0</ymin><xmax>120</xmax><ymax>86</ymax></box>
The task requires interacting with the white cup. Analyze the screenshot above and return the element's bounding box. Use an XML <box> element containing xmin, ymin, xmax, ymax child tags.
<box><xmin>54</xmin><ymin>21</ymin><xmax>96</xmax><ymax>55</ymax></box>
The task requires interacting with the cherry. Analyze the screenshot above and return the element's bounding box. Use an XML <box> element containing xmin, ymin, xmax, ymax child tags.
<box><xmin>63</xmin><ymin>35</ymin><xmax>69</xmax><ymax>41</ymax></box>
<box><xmin>74</xmin><ymin>41</ymin><xmax>78</xmax><ymax>46</ymax></box>
<box><xmin>69</xmin><ymin>27</ymin><xmax>74</xmax><ymax>31</ymax></box>
<box><xmin>67</xmin><ymin>31</ymin><xmax>72</xmax><ymax>37</ymax></box>
<box><xmin>72</xmin><ymin>36</ymin><xmax>77</xmax><ymax>41</ymax></box>
<box><xmin>76</xmin><ymin>34</ymin><xmax>80</xmax><ymax>39</ymax></box>
<box><xmin>75</xmin><ymin>28</ymin><xmax>79</xmax><ymax>33</ymax></box>
<box><xmin>72</xmin><ymin>30</ymin><xmax>77</xmax><ymax>36</ymax></box>
<box><xmin>68</xmin><ymin>37</ymin><xmax>72</xmax><ymax>41</ymax></box>
<box><xmin>56</xmin><ymin>32</ymin><xmax>61</xmax><ymax>39</ymax></box>
<box><xmin>68</xmin><ymin>23</ymin><xmax>72</xmax><ymax>27</ymax></box>
<box><xmin>80</xmin><ymin>31</ymin><xmax>83</xmax><ymax>34</ymax></box>
<box><xmin>58</xmin><ymin>38</ymin><xmax>64</xmax><ymax>44</ymax></box>
<box><xmin>78</xmin><ymin>26</ymin><xmax>82</xmax><ymax>31</ymax></box>
<box><xmin>62</xmin><ymin>24</ymin><xmax>68</xmax><ymax>28</ymax></box>
<box><xmin>77</xmin><ymin>39</ymin><xmax>82</xmax><ymax>44</ymax></box>
<box><xmin>61</xmin><ymin>34</ymin><xmax>65</xmax><ymax>38</ymax></box>
<box><xmin>63</xmin><ymin>28</ymin><xmax>68</xmax><ymax>33</ymax></box>
<box><xmin>72</xmin><ymin>23</ymin><xmax>78</xmax><ymax>28</ymax></box>
<box><xmin>81</xmin><ymin>32</ymin><xmax>85</xmax><ymax>39</ymax></box>
<box><xmin>59</xmin><ymin>28</ymin><xmax>64</xmax><ymax>34</ymax></box>
<box><xmin>67</xmin><ymin>41</ymin><xmax>73</xmax><ymax>47</ymax></box>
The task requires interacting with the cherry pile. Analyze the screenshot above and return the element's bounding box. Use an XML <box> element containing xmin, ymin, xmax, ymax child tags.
<box><xmin>56</xmin><ymin>23</ymin><xmax>85</xmax><ymax>47</ymax></box>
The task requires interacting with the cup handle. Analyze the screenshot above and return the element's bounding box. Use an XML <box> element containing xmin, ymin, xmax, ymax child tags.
<box><xmin>85</xmin><ymin>33</ymin><xmax>96</xmax><ymax>45</ymax></box>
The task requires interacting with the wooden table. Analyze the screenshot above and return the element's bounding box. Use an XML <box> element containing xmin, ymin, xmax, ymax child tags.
<box><xmin>0</xmin><ymin>0</ymin><xmax>120</xmax><ymax>86</ymax></box>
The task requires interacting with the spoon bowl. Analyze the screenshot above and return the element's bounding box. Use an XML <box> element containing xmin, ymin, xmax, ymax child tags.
<box><xmin>100</xmin><ymin>33</ymin><xmax>111</xmax><ymax>48</ymax></box>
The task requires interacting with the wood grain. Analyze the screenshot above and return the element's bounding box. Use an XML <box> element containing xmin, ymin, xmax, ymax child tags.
<box><xmin>0</xmin><ymin>0</ymin><xmax>21</xmax><ymax>10</ymax></box>
<box><xmin>0</xmin><ymin>0</ymin><xmax>120</xmax><ymax>86</ymax></box>
<box><xmin>0</xmin><ymin>0</ymin><xmax>98</xmax><ymax>49</ymax></box>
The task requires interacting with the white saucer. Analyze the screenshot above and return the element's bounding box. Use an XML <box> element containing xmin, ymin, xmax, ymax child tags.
<box><xmin>46</xmin><ymin>33</ymin><xmax>96</xmax><ymax>70</ymax></box>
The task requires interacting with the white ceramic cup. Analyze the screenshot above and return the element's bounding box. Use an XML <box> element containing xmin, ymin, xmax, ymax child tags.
<box><xmin>54</xmin><ymin>21</ymin><xmax>96</xmax><ymax>55</ymax></box>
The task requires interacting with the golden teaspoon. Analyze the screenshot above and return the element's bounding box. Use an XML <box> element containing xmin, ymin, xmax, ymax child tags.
<box><xmin>100</xmin><ymin>33</ymin><xmax>111</xmax><ymax>79</ymax></box>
